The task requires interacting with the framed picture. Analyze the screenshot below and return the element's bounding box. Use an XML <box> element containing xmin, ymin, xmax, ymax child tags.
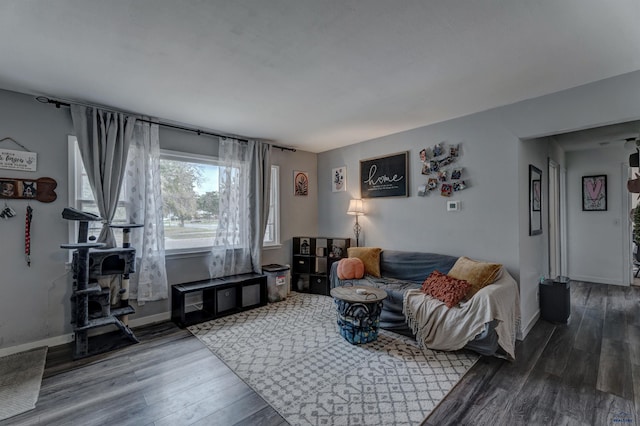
<box><xmin>582</xmin><ymin>175</ymin><xmax>607</xmax><ymax>211</ymax></box>
<box><xmin>529</xmin><ymin>165</ymin><xmax>542</xmax><ymax>236</ymax></box>
<box><xmin>532</xmin><ymin>179</ymin><xmax>541</xmax><ymax>211</ymax></box>
<box><xmin>299</xmin><ymin>237</ymin><xmax>310</xmax><ymax>255</ymax></box>
<box><xmin>294</xmin><ymin>171</ymin><xmax>309</xmax><ymax>196</ymax></box>
<box><xmin>360</xmin><ymin>151</ymin><xmax>408</xmax><ymax>198</ymax></box>
<box><xmin>0</xmin><ymin>180</ymin><xmax>16</xmax><ymax>197</ymax></box>
<box><xmin>332</xmin><ymin>166</ymin><xmax>346</xmax><ymax>192</ymax></box>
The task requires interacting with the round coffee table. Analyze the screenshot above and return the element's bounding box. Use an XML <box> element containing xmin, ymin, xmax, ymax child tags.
<box><xmin>330</xmin><ymin>285</ymin><xmax>387</xmax><ymax>344</ymax></box>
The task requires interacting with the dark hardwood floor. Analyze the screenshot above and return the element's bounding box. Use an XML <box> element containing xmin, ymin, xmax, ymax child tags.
<box><xmin>2</xmin><ymin>323</ymin><xmax>288</xmax><ymax>426</ymax></box>
<box><xmin>426</xmin><ymin>281</ymin><xmax>640</xmax><ymax>426</ymax></box>
<box><xmin>2</xmin><ymin>281</ymin><xmax>638</xmax><ymax>425</ymax></box>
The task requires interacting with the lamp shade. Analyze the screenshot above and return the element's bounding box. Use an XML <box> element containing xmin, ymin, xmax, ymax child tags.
<box><xmin>347</xmin><ymin>199</ymin><xmax>364</xmax><ymax>215</ymax></box>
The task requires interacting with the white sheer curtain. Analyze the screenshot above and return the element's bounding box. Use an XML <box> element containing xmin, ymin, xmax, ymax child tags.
<box><xmin>124</xmin><ymin>120</ymin><xmax>168</xmax><ymax>303</ymax></box>
<box><xmin>209</xmin><ymin>138</ymin><xmax>271</xmax><ymax>278</ymax></box>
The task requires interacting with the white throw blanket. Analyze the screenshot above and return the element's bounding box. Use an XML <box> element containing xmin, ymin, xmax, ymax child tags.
<box><xmin>403</xmin><ymin>269</ymin><xmax>520</xmax><ymax>360</ymax></box>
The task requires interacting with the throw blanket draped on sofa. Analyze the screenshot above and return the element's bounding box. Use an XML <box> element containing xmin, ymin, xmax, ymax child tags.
<box><xmin>403</xmin><ymin>270</ymin><xmax>520</xmax><ymax>360</ymax></box>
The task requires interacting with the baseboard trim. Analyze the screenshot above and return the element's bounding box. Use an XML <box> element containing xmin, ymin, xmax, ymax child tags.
<box><xmin>0</xmin><ymin>333</ymin><xmax>74</xmax><ymax>358</ymax></box>
<box><xmin>518</xmin><ymin>310</ymin><xmax>540</xmax><ymax>341</ymax></box>
<box><xmin>0</xmin><ymin>311</ymin><xmax>172</xmax><ymax>358</ymax></box>
<box><xmin>129</xmin><ymin>312</ymin><xmax>171</xmax><ymax>328</ymax></box>
<box><xmin>570</xmin><ymin>274</ymin><xmax>626</xmax><ymax>286</ymax></box>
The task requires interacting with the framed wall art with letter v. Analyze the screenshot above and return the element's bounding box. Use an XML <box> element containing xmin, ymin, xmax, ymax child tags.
<box><xmin>582</xmin><ymin>174</ymin><xmax>607</xmax><ymax>211</ymax></box>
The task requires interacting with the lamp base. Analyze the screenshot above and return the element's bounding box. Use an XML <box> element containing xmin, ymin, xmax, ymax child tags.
<box><xmin>353</xmin><ymin>217</ymin><xmax>361</xmax><ymax>247</ymax></box>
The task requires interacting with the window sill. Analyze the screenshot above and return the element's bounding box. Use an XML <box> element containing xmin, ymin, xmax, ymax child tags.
<box><xmin>165</xmin><ymin>249</ymin><xmax>211</xmax><ymax>260</ymax></box>
<box><xmin>263</xmin><ymin>244</ymin><xmax>282</xmax><ymax>251</ymax></box>
<box><xmin>165</xmin><ymin>244</ymin><xmax>282</xmax><ymax>259</ymax></box>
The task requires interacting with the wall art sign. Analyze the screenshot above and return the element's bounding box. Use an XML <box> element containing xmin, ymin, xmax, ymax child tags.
<box><xmin>294</xmin><ymin>170</ymin><xmax>309</xmax><ymax>196</ymax></box>
<box><xmin>0</xmin><ymin>149</ymin><xmax>37</xmax><ymax>171</ymax></box>
<box><xmin>332</xmin><ymin>166</ymin><xmax>346</xmax><ymax>192</ymax></box>
<box><xmin>360</xmin><ymin>151</ymin><xmax>408</xmax><ymax>198</ymax></box>
<box><xmin>582</xmin><ymin>174</ymin><xmax>607</xmax><ymax>211</ymax></box>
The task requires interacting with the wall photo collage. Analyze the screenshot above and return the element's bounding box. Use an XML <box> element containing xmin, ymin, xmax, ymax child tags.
<box><xmin>417</xmin><ymin>142</ymin><xmax>467</xmax><ymax>197</ymax></box>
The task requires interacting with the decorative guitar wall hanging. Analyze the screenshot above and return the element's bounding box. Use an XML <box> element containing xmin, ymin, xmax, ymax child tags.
<box><xmin>0</xmin><ymin>177</ymin><xmax>57</xmax><ymax>203</ymax></box>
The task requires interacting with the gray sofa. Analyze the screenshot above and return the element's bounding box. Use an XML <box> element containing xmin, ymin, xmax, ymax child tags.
<box><xmin>329</xmin><ymin>249</ymin><xmax>509</xmax><ymax>357</ymax></box>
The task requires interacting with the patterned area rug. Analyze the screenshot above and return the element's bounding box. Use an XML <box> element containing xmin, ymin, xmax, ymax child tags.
<box><xmin>0</xmin><ymin>346</ymin><xmax>47</xmax><ymax>421</ymax></box>
<box><xmin>188</xmin><ymin>292</ymin><xmax>478</xmax><ymax>426</ymax></box>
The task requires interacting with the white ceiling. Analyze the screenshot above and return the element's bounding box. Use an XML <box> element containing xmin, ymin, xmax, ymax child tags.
<box><xmin>0</xmin><ymin>1</ymin><xmax>639</xmax><ymax>153</ymax></box>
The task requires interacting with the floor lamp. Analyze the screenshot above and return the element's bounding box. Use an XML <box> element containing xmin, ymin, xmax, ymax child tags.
<box><xmin>347</xmin><ymin>199</ymin><xmax>365</xmax><ymax>247</ymax></box>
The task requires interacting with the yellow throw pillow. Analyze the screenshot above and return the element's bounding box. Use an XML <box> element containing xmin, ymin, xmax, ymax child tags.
<box><xmin>447</xmin><ymin>256</ymin><xmax>502</xmax><ymax>299</ymax></box>
<box><xmin>347</xmin><ymin>247</ymin><xmax>382</xmax><ymax>278</ymax></box>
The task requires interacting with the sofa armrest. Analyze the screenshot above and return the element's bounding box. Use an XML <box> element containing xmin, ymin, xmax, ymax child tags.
<box><xmin>329</xmin><ymin>261</ymin><xmax>342</xmax><ymax>289</ymax></box>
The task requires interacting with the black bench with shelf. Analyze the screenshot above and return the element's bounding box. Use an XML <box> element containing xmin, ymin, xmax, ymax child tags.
<box><xmin>171</xmin><ymin>272</ymin><xmax>267</xmax><ymax>327</ymax></box>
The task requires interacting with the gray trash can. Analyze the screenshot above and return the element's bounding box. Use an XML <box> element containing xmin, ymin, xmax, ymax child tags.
<box><xmin>262</xmin><ymin>264</ymin><xmax>290</xmax><ymax>303</ymax></box>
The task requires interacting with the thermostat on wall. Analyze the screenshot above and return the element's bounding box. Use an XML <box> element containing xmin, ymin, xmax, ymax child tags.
<box><xmin>447</xmin><ymin>200</ymin><xmax>460</xmax><ymax>211</ymax></box>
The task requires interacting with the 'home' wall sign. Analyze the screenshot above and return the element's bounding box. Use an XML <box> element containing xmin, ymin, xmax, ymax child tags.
<box><xmin>360</xmin><ymin>151</ymin><xmax>408</xmax><ymax>198</ymax></box>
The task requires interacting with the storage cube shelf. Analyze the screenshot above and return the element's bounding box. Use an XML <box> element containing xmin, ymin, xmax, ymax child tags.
<box><xmin>292</xmin><ymin>236</ymin><xmax>350</xmax><ymax>295</ymax></box>
<box><xmin>171</xmin><ymin>273</ymin><xmax>267</xmax><ymax>327</ymax></box>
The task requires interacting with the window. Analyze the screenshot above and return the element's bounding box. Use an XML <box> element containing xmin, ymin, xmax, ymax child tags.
<box><xmin>160</xmin><ymin>151</ymin><xmax>280</xmax><ymax>251</ymax></box>
<box><xmin>159</xmin><ymin>150</ymin><xmax>228</xmax><ymax>251</ymax></box>
<box><xmin>264</xmin><ymin>165</ymin><xmax>280</xmax><ymax>247</ymax></box>
<box><xmin>69</xmin><ymin>138</ymin><xmax>280</xmax><ymax>251</ymax></box>
<box><xmin>67</xmin><ymin>136</ymin><xmax>128</xmax><ymax>245</ymax></box>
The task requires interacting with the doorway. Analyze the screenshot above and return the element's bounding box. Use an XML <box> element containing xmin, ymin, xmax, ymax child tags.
<box><xmin>548</xmin><ymin>120</ymin><xmax>640</xmax><ymax>286</ymax></box>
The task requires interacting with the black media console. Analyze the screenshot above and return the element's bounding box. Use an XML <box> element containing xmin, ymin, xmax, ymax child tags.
<box><xmin>171</xmin><ymin>273</ymin><xmax>267</xmax><ymax>327</ymax></box>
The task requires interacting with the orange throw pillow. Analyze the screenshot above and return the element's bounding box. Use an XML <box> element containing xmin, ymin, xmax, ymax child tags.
<box><xmin>347</xmin><ymin>247</ymin><xmax>382</xmax><ymax>277</ymax></box>
<box><xmin>421</xmin><ymin>270</ymin><xmax>471</xmax><ymax>308</ymax></box>
<box><xmin>337</xmin><ymin>258</ymin><xmax>365</xmax><ymax>280</ymax></box>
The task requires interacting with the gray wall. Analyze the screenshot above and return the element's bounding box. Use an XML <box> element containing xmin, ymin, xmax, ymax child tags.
<box><xmin>516</xmin><ymin>137</ymin><xmax>567</xmax><ymax>335</ymax></box>
<box><xmin>517</xmin><ymin>138</ymin><xmax>548</xmax><ymax>334</ymax></box>
<box><xmin>318</xmin><ymin>70</ymin><xmax>640</xmax><ymax>337</ymax></box>
<box><xmin>0</xmin><ymin>90</ymin><xmax>74</xmax><ymax>350</ymax></box>
<box><xmin>318</xmin><ymin>112</ymin><xmax>521</xmax><ymax>269</ymax></box>
<box><xmin>262</xmin><ymin>148</ymin><xmax>319</xmax><ymax>266</ymax></box>
<box><xmin>0</xmin><ymin>89</ymin><xmax>318</xmax><ymax>352</ymax></box>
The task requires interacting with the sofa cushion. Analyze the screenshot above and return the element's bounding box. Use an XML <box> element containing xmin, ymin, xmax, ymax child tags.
<box><xmin>337</xmin><ymin>258</ymin><xmax>365</xmax><ymax>279</ymax></box>
<box><xmin>421</xmin><ymin>270</ymin><xmax>471</xmax><ymax>308</ymax></box>
<box><xmin>348</xmin><ymin>247</ymin><xmax>382</xmax><ymax>277</ymax></box>
<box><xmin>380</xmin><ymin>250</ymin><xmax>458</xmax><ymax>283</ymax></box>
<box><xmin>447</xmin><ymin>256</ymin><xmax>502</xmax><ymax>299</ymax></box>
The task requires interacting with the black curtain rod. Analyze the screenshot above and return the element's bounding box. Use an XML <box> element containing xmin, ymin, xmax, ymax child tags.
<box><xmin>35</xmin><ymin>96</ymin><xmax>296</xmax><ymax>152</ymax></box>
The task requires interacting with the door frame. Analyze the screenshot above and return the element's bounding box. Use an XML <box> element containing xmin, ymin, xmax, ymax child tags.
<box><xmin>622</xmin><ymin>163</ymin><xmax>632</xmax><ymax>285</ymax></box>
<box><xmin>548</xmin><ymin>159</ymin><xmax>561</xmax><ymax>277</ymax></box>
<box><xmin>560</xmin><ymin>166</ymin><xmax>568</xmax><ymax>276</ymax></box>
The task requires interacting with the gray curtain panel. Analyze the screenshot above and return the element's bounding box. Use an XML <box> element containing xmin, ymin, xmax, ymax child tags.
<box><xmin>209</xmin><ymin>138</ymin><xmax>271</xmax><ymax>278</ymax></box>
<box><xmin>250</xmin><ymin>141</ymin><xmax>271</xmax><ymax>273</ymax></box>
<box><xmin>71</xmin><ymin>105</ymin><xmax>136</xmax><ymax>247</ymax></box>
